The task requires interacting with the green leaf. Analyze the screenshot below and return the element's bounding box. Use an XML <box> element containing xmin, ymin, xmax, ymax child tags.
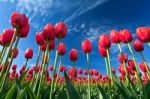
<box><xmin>5</xmin><ymin>84</ymin><xmax>17</xmax><ymax>99</ymax></box>
<box><xmin>57</xmin><ymin>86</ymin><xmax>67</xmax><ymax>99</ymax></box>
<box><xmin>64</xmin><ymin>72</ymin><xmax>81</xmax><ymax>99</ymax></box>
<box><xmin>97</xmin><ymin>85</ymin><xmax>109</xmax><ymax>99</ymax></box>
<box><xmin>17</xmin><ymin>88</ymin><xmax>27</xmax><ymax>99</ymax></box>
<box><xmin>33</xmin><ymin>78</ymin><xmax>40</xmax><ymax>94</ymax></box>
<box><xmin>19</xmin><ymin>68</ymin><xmax>28</xmax><ymax>82</ymax></box>
<box><xmin>26</xmin><ymin>86</ymin><xmax>37</xmax><ymax>99</ymax></box>
<box><xmin>145</xmin><ymin>80</ymin><xmax>150</xmax><ymax>98</ymax></box>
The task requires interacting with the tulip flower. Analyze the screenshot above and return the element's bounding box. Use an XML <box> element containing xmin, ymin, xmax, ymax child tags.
<box><xmin>128</xmin><ymin>60</ymin><xmax>136</xmax><ymax>71</ymax></box>
<box><xmin>98</xmin><ymin>46</ymin><xmax>108</xmax><ymax>57</ymax></box>
<box><xmin>11</xmin><ymin>64</ymin><xmax>17</xmax><ymax>71</ymax></box>
<box><xmin>49</xmin><ymin>65</ymin><xmax>53</xmax><ymax>71</ymax></box>
<box><xmin>110</xmin><ymin>29</ymin><xmax>120</xmax><ymax>44</ymax></box>
<box><xmin>68</xmin><ymin>67</ymin><xmax>77</xmax><ymax>78</ymax></box>
<box><xmin>58</xmin><ymin>43</ymin><xmax>66</xmax><ymax>56</ymax></box>
<box><xmin>133</xmin><ymin>40</ymin><xmax>144</xmax><ymax>52</ymax></box>
<box><xmin>9</xmin><ymin>48</ymin><xmax>19</xmax><ymax>59</ymax></box>
<box><xmin>84</xmin><ymin>70</ymin><xmax>88</xmax><ymax>75</ymax></box>
<box><xmin>17</xmin><ymin>23</ymin><xmax>30</xmax><ymax>38</ymax></box>
<box><xmin>139</xmin><ymin>62</ymin><xmax>148</xmax><ymax>72</ymax></box>
<box><xmin>119</xmin><ymin>29</ymin><xmax>133</xmax><ymax>43</ymax></box>
<box><xmin>25</xmin><ymin>48</ymin><xmax>33</xmax><ymax>59</ymax></box>
<box><xmin>69</xmin><ymin>49</ymin><xmax>78</xmax><ymax>62</ymax></box>
<box><xmin>118</xmin><ymin>64</ymin><xmax>126</xmax><ymax>76</ymax></box>
<box><xmin>77</xmin><ymin>68</ymin><xmax>82</xmax><ymax>74</ymax></box>
<box><xmin>98</xmin><ymin>34</ymin><xmax>111</xmax><ymax>49</ymax></box>
<box><xmin>54</xmin><ymin>22</ymin><xmax>68</xmax><ymax>39</ymax></box>
<box><xmin>82</xmin><ymin>40</ymin><xmax>92</xmax><ymax>53</ymax></box>
<box><xmin>118</xmin><ymin>53</ymin><xmax>128</xmax><ymax>63</ymax></box>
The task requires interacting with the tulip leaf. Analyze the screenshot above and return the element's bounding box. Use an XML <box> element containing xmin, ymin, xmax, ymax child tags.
<box><xmin>33</xmin><ymin>78</ymin><xmax>40</xmax><ymax>94</ymax></box>
<box><xmin>57</xmin><ymin>86</ymin><xmax>67</xmax><ymax>99</ymax></box>
<box><xmin>17</xmin><ymin>88</ymin><xmax>27</xmax><ymax>99</ymax></box>
<box><xmin>97</xmin><ymin>85</ymin><xmax>109</xmax><ymax>99</ymax></box>
<box><xmin>26</xmin><ymin>86</ymin><xmax>37</xmax><ymax>99</ymax></box>
<box><xmin>145</xmin><ymin>80</ymin><xmax>150</xmax><ymax>98</ymax></box>
<box><xmin>64</xmin><ymin>71</ymin><xmax>81</xmax><ymax>99</ymax></box>
<box><xmin>5</xmin><ymin>84</ymin><xmax>17</xmax><ymax>99</ymax></box>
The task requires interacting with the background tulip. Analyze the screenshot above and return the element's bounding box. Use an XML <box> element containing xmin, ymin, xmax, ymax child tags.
<box><xmin>25</xmin><ymin>48</ymin><xmax>33</xmax><ymax>59</ymax></box>
<box><xmin>58</xmin><ymin>43</ymin><xmax>66</xmax><ymax>56</ymax></box>
<box><xmin>110</xmin><ymin>29</ymin><xmax>120</xmax><ymax>43</ymax></box>
<box><xmin>133</xmin><ymin>40</ymin><xmax>144</xmax><ymax>52</ymax></box>
<box><xmin>119</xmin><ymin>29</ymin><xmax>133</xmax><ymax>43</ymax></box>
<box><xmin>82</xmin><ymin>40</ymin><xmax>92</xmax><ymax>53</ymax></box>
<box><xmin>35</xmin><ymin>32</ymin><xmax>45</xmax><ymax>45</ymax></box>
<box><xmin>98</xmin><ymin>34</ymin><xmax>111</xmax><ymax>49</ymax></box>
<box><xmin>69</xmin><ymin>49</ymin><xmax>78</xmax><ymax>62</ymax></box>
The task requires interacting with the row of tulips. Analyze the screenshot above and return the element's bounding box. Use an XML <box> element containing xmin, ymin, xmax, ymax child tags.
<box><xmin>0</xmin><ymin>11</ymin><xmax>150</xmax><ymax>99</ymax></box>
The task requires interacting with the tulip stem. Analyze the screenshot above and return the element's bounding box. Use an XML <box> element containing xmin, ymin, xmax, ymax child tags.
<box><xmin>0</xmin><ymin>36</ymin><xmax>20</xmax><ymax>93</ymax></box>
<box><xmin>0</xmin><ymin>28</ymin><xmax>17</xmax><ymax>80</ymax></box>
<box><xmin>0</xmin><ymin>46</ymin><xmax>5</xmax><ymax>60</ymax></box>
<box><xmin>105</xmin><ymin>57</ymin><xmax>109</xmax><ymax>77</ymax></box>
<box><xmin>0</xmin><ymin>47</ymin><xmax>7</xmax><ymax>66</ymax></box>
<box><xmin>54</xmin><ymin>56</ymin><xmax>62</xmax><ymax>90</ymax></box>
<box><xmin>35</xmin><ymin>46</ymin><xmax>41</xmax><ymax>67</ymax></box>
<box><xmin>106</xmin><ymin>49</ymin><xmax>112</xmax><ymax>79</ymax></box>
<box><xmin>37</xmin><ymin>42</ymin><xmax>49</xmax><ymax>98</ymax></box>
<box><xmin>148</xmin><ymin>42</ymin><xmax>150</xmax><ymax>47</ymax></box>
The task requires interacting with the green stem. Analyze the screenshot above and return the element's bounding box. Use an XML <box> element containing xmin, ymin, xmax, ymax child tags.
<box><xmin>0</xmin><ymin>47</ymin><xmax>7</xmax><ymax>66</ymax></box>
<box><xmin>54</xmin><ymin>56</ymin><xmax>62</xmax><ymax>90</ymax></box>
<box><xmin>86</xmin><ymin>53</ymin><xmax>91</xmax><ymax>99</ymax></box>
<box><xmin>106</xmin><ymin>49</ymin><xmax>112</xmax><ymax>79</ymax></box>
<box><xmin>0</xmin><ymin>36</ymin><xmax>20</xmax><ymax>93</ymax></box>
<box><xmin>105</xmin><ymin>57</ymin><xmax>109</xmax><ymax>77</ymax></box>
<box><xmin>37</xmin><ymin>42</ymin><xmax>49</xmax><ymax>98</ymax></box>
<box><xmin>0</xmin><ymin>47</ymin><xmax>5</xmax><ymax>59</ymax></box>
<box><xmin>0</xmin><ymin>29</ymin><xmax>17</xmax><ymax>79</ymax></box>
<box><xmin>148</xmin><ymin>42</ymin><xmax>150</xmax><ymax>47</ymax></box>
<box><xmin>35</xmin><ymin>46</ymin><xmax>41</xmax><ymax>67</ymax></box>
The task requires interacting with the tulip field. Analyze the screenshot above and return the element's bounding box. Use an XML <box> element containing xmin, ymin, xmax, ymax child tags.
<box><xmin>0</xmin><ymin>12</ymin><xmax>150</xmax><ymax>99</ymax></box>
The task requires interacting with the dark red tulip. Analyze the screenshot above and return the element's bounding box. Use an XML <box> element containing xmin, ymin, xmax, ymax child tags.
<box><xmin>28</xmin><ymin>68</ymin><xmax>33</xmax><ymax>75</ymax></box>
<box><xmin>40</xmin><ymin>44</ymin><xmax>46</xmax><ymax>51</ymax></box>
<box><xmin>93</xmin><ymin>69</ymin><xmax>99</xmax><ymax>76</ymax></box>
<box><xmin>98</xmin><ymin>46</ymin><xmax>108</xmax><ymax>57</ymax></box>
<box><xmin>69</xmin><ymin>49</ymin><xmax>78</xmax><ymax>62</ymax></box>
<box><xmin>58</xmin><ymin>43</ymin><xmax>66</xmax><ymax>56</ymax></box>
<box><xmin>139</xmin><ymin>62</ymin><xmax>148</xmax><ymax>72</ymax></box>
<box><xmin>0</xmin><ymin>29</ymin><xmax>14</xmax><ymax>46</ymax></box>
<box><xmin>35</xmin><ymin>32</ymin><xmax>45</xmax><ymax>45</ymax></box>
<box><xmin>9</xmin><ymin>48</ymin><xmax>19</xmax><ymax>58</ymax></box>
<box><xmin>41</xmin><ymin>23</ymin><xmax>55</xmax><ymax>42</ymax></box>
<box><xmin>63</xmin><ymin>66</ymin><xmax>67</xmax><ymax>71</ymax></box>
<box><xmin>17</xmin><ymin>23</ymin><xmax>30</xmax><ymax>38</ymax></box>
<box><xmin>68</xmin><ymin>67</ymin><xmax>77</xmax><ymax>78</ymax></box>
<box><xmin>11</xmin><ymin>12</ymin><xmax>28</xmax><ymax>29</ymax></box>
<box><xmin>77</xmin><ymin>68</ymin><xmax>82</xmax><ymax>74</ymax></box>
<box><xmin>98</xmin><ymin>34</ymin><xmax>111</xmax><ymax>49</ymax></box>
<box><xmin>54</xmin><ymin>22</ymin><xmax>68</xmax><ymax>39</ymax></box>
<box><xmin>84</xmin><ymin>70</ymin><xmax>88</xmax><ymax>75</ymax></box>
<box><xmin>82</xmin><ymin>39</ymin><xmax>92</xmax><ymax>53</ymax></box>
<box><xmin>128</xmin><ymin>60</ymin><xmax>136</xmax><ymax>71</ymax></box>
<box><xmin>90</xmin><ymin>70</ymin><xmax>93</xmax><ymax>76</ymax></box>
<box><xmin>119</xmin><ymin>29</ymin><xmax>133</xmax><ymax>43</ymax></box>
<box><xmin>12</xmin><ymin>64</ymin><xmax>17</xmax><ymax>70</ymax></box>
<box><xmin>111</xmin><ymin>68</ymin><xmax>116</xmax><ymax>74</ymax></box>
<box><xmin>110</xmin><ymin>30</ymin><xmax>120</xmax><ymax>43</ymax></box>
<box><xmin>48</xmin><ymin>40</ymin><xmax>55</xmax><ymax>50</ymax></box>
<box><xmin>103</xmin><ymin>75</ymin><xmax>109</xmax><ymax>81</ymax></box>
<box><xmin>25</xmin><ymin>48</ymin><xmax>33</xmax><ymax>59</ymax></box>
<box><xmin>133</xmin><ymin>40</ymin><xmax>144</xmax><ymax>52</ymax></box>
<box><xmin>118</xmin><ymin>64</ymin><xmax>125</xmax><ymax>75</ymax></box>
<box><xmin>118</xmin><ymin>53</ymin><xmax>128</xmax><ymax>63</ymax></box>
<box><xmin>49</xmin><ymin>65</ymin><xmax>53</xmax><ymax>71</ymax></box>
<box><xmin>59</xmin><ymin>65</ymin><xmax>64</xmax><ymax>72</ymax></box>
<box><xmin>136</xmin><ymin>27</ymin><xmax>150</xmax><ymax>43</ymax></box>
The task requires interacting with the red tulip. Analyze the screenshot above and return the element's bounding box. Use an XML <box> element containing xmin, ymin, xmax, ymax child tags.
<box><xmin>58</xmin><ymin>43</ymin><xmax>66</xmax><ymax>56</ymax></box>
<box><xmin>93</xmin><ymin>69</ymin><xmax>99</xmax><ymax>76</ymax></box>
<box><xmin>111</xmin><ymin>68</ymin><xmax>116</xmax><ymax>74</ymax></box>
<box><xmin>49</xmin><ymin>65</ymin><xmax>53</xmax><ymax>71</ymax></box>
<box><xmin>35</xmin><ymin>32</ymin><xmax>45</xmax><ymax>45</ymax></box>
<box><xmin>11</xmin><ymin>12</ymin><xmax>28</xmax><ymax>29</ymax></box>
<box><xmin>40</xmin><ymin>44</ymin><xmax>46</xmax><ymax>51</ymax></box>
<box><xmin>17</xmin><ymin>23</ymin><xmax>30</xmax><ymax>38</ymax></box>
<box><xmin>103</xmin><ymin>75</ymin><xmax>109</xmax><ymax>81</ymax></box>
<box><xmin>98</xmin><ymin>46</ymin><xmax>108</xmax><ymax>57</ymax></box>
<box><xmin>84</xmin><ymin>70</ymin><xmax>88</xmax><ymax>75</ymax></box>
<box><xmin>118</xmin><ymin>64</ymin><xmax>125</xmax><ymax>75</ymax></box>
<box><xmin>119</xmin><ymin>29</ymin><xmax>133</xmax><ymax>43</ymax></box>
<box><xmin>54</xmin><ymin>22</ymin><xmax>68</xmax><ymax>39</ymax></box>
<box><xmin>12</xmin><ymin>64</ymin><xmax>17</xmax><ymax>70</ymax></box>
<box><xmin>110</xmin><ymin>30</ymin><xmax>120</xmax><ymax>43</ymax></box>
<box><xmin>98</xmin><ymin>34</ymin><xmax>111</xmax><ymax>49</ymax></box>
<box><xmin>118</xmin><ymin>53</ymin><xmax>128</xmax><ymax>63</ymax></box>
<box><xmin>69</xmin><ymin>49</ymin><xmax>78</xmax><ymax>62</ymax></box>
<box><xmin>77</xmin><ymin>68</ymin><xmax>82</xmax><ymax>74</ymax></box>
<box><xmin>63</xmin><ymin>66</ymin><xmax>67</xmax><ymax>71</ymax></box>
<box><xmin>128</xmin><ymin>60</ymin><xmax>136</xmax><ymax>71</ymax></box>
<box><xmin>82</xmin><ymin>39</ymin><xmax>92</xmax><ymax>53</ymax></box>
<box><xmin>90</xmin><ymin>70</ymin><xmax>93</xmax><ymax>76</ymax></box>
<box><xmin>48</xmin><ymin>40</ymin><xmax>55</xmax><ymax>50</ymax></box>
<box><xmin>9</xmin><ymin>48</ymin><xmax>19</xmax><ymax>58</ymax></box>
<box><xmin>41</xmin><ymin>23</ymin><xmax>55</xmax><ymax>42</ymax></box>
<box><xmin>68</xmin><ymin>67</ymin><xmax>77</xmax><ymax>78</ymax></box>
<box><xmin>139</xmin><ymin>62</ymin><xmax>148</xmax><ymax>72</ymax></box>
<box><xmin>28</xmin><ymin>68</ymin><xmax>33</xmax><ymax>75</ymax></box>
<box><xmin>0</xmin><ymin>29</ymin><xmax>14</xmax><ymax>46</ymax></box>
<box><xmin>59</xmin><ymin>65</ymin><xmax>64</xmax><ymax>72</ymax></box>
<box><xmin>132</xmin><ymin>40</ymin><xmax>144</xmax><ymax>52</ymax></box>
<box><xmin>25</xmin><ymin>48</ymin><xmax>33</xmax><ymax>59</ymax></box>
<box><xmin>136</xmin><ymin>27</ymin><xmax>150</xmax><ymax>43</ymax></box>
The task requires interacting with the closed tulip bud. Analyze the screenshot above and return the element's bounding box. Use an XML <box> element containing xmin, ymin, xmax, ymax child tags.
<box><xmin>9</xmin><ymin>48</ymin><xmax>19</xmax><ymax>58</ymax></box>
<box><xmin>93</xmin><ymin>69</ymin><xmax>99</xmax><ymax>76</ymax></box>
<box><xmin>12</xmin><ymin>64</ymin><xmax>17</xmax><ymax>70</ymax></box>
<box><xmin>110</xmin><ymin>30</ymin><xmax>120</xmax><ymax>43</ymax></box>
<box><xmin>68</xmin><ymin>67</ymin><xmax>77</xmax><ymax>78</ymax></box>
<box><xmin>118</xmin><ymin>64</ymin><xmax>125</xmax><ymax>75</ymax></box>
<box><xmin>48</xmin><ymin>40</ymin><xmax>55</xmax><ymax>50</ymax></box>
<box><xmin>59</xmin><ymin>65</ymin><xmax>64</xmax><ymax>72</ymax></box>
<box><xmin>35</xmin><ymin>32</ymin><xmax>45</xmax><ymax>45</ymax></box>
<box><xmin>139</xmin><ymin>62</ymin><xmax>148</xmax><ymax>72</ymax></box>
<box><xmin>54</xmin><ymin>22</ymin><xmax>68</xmax><ymax>39</ymax></box>
<box><xmin>41</xmin><ymin>23</ymin><xmax>55</xmax><ymax>42</ymax></box>
<box><xmin>103</xmin><ymin>75</ymin><xmax>109</xmax><ymax>81</ymax></box>
<box><xmin>119</xmin><ymin>29</ymin><xmax>133</xmax><ymax>43</ymax></box>
<box><xmin>63</xmin><ymin>66</ymin><xmax>67</xmax><ymax>71</ymax></box>
<box><xmin>136</xmin><ymin>27</ymin><xmax>150</xmax><ymax>43</ymax></box>
<box><xmin>17</xmin><ymin>23</ymin><xmax>30</xmax><ymax>38</ymax></box>
<box><xmin>84</xmin><ymin>70</ymin><xmax>88</xmax><ymax>75</ymax></box>
<box><xmin>49</xmin><ymin>65</ymin><xmax>53</xmax><ymax>71</ymax></box>
<box><xmin>77</xmin><ymin>68</ymin><xmax>82</xmax><ymax>74</ymax></box>
<box><xmin>40</xmin><ymin>43</ymin><xmax>46</xmax><ymax>51</ymax></box>
<box><xmin>98</xmin><ymin>34</ymin><xmax>111</xmax><ymax>49</ymax></box>
<box><xmin>133</xmin><ymin>40</ymin><xmax>144</xmax><ymax>52</ymax></box>
<box><xmin>11</xmin><ymin>12</ymin><xmax>28</xmax><ymax>29</ymax></box>
<box><xmin>82</xmin><ymin>39</ymin><xmax>92</xmax><ymax>53</ymax></box>
<box><xmin>118</xmin><ymin>53</ymin><xmax>128</xmax><ymax>63</ymax></box>
<box><xmin>69</xmin><ymin>49</ymin><xmax>78</xmax><ymax>62</ymax></box>
<box><xmin>21</xmin><ymin>64</ymin><xmax>26</xmax><ymax>71</ymax></box>
<box><xmin>25</xmin><ymin>48</ymin><xmax>33</xmax><ymax>59</ymax></box>
<box><xmin>90</xmin><ymin>70</ymin><xmax>93</xmax><ymax>76</ymax></box>
<box><xmin>128</xmin><ymin>60</ymin><xmax>136</xmax><ymax>71</ymax></box>
<box><xmin>58</xmin><ymin>43</ymin><xmax>66</xmax><ymax>56</ymax></box>
<box><xmin>98</xmin><ymin>46</ymin><xmax>108</xmax><ymax>57</ymax></box>
<box><xmin>0</xmin><ymin>29</ymin><xmax>14</xmax><ymax>46</ymax></box>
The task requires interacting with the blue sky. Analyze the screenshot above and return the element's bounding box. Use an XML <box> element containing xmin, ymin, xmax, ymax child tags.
<box><xmin>0</xmin><ymin>0</ymin><xmax>150</xmax><ymax>75</ymax></box>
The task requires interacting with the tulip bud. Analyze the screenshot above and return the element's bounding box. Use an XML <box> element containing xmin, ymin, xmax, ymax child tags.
<box><xmin>82</xmin><ymin>39</ymin><xmax>92</xmax><ymax>53</ymax></box>
<box><xmin>136</xmin><ymin>27</ymin><xmax>150</xmax><ymax>43</ymax></box>
<box><xmin>93</xmin><ymin>69</ymin><xmax>99</xmax><ymax>76</ymax></box>
<box><xmin>25</xmin><ymin>48</ymin><xmax>33</xmax><ymax>59</ymax></box>
<box><xmin>119</xmin><ymin>29</ymin><xmax>133</xmax><ymax>43</ymax></box>
<box><xmin>59</xmin><ymin>65</ymin><xmax>64</xmax><ymax>72</ymax></box>
<box><xmin>58</xmin><ymin>43</ymin><xmax>66</xmax><ymax>56</ymax></box>
<box><xmin>12</xmin><ymin>64</ymin><xmax>17</xmax><ymax>70</ymax></box>
<box><xmin>98</xmin><ymin>34</ymin><xmax>111</xmax><ymax>49</ymax></box>
<box><xmin>69</xmin><ymin>49</ymin><xmax>78</xmax><ymax>62</ymax></box>
<box><xmin>49</xmin><ymin>65</ymin><xmax>53</xmax><ymax>71</ymax></box>
<box><xmin>133</xmin><ymin>40</ymin><xmax>144</xmax><ymax>52</ymax></box>
<box><xmin>35</xmin><ymin>32</ymin><xmax>45</xmax><ymax>45</ymax></box>
<box><xmin>139</xmin><ymin>62</ymin><xmax>148</xmax><ymax>72</ymax></box>
<box><xmin>17</xmin><ymin>23</ymin><xmax>30</xmax><ymax>38</ymax></box>
<box><xmin>98</xmin><ymin>46</ymin><xmax>108</xmax><ymax>57</ymax></box>
<box><xmin>84</xmin><ymin>70</ymin><xmax>88</xmax><ymax>75</ymax></box>
<box><xmin>77</xmin><ymin>68</ymin><xmax>82</xmax><ymax>74</ymax></box>
<box><xmin>54</xmin><ymin>22</ymin><xmax>68</xmax><ymax>39</ymax></box>
<box><xmin>110</xmin><ymin>30</ymin><xmax>120</xmax><ymax>43</ymax></box>
<box><xmin>118</xmin><ymin>64</ymin><xmax>125</xmax><ymax>75</ymax></box>
<box><xmin>111</xmin><ymin>68</ymin><xmax>116</xmax><ymax>74</ymax></box>
<box><xmin>128</xmin><ymin>60</ymin><xmax>136</xmax><ymax>71</ymax></box>
<box><xmin>118</xmin><ymin>53</ymin><xmax>128</xmax><ymax>63</ymax></box>
<box><xmin>68</xmin><ymin>67</ymin><xmax>77</xmax><ymax>78</ymax></box>
<box><xmin>90</xmin><ymin>70</ymin><xmax>93</xmax><ymax>76</ymax></box>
